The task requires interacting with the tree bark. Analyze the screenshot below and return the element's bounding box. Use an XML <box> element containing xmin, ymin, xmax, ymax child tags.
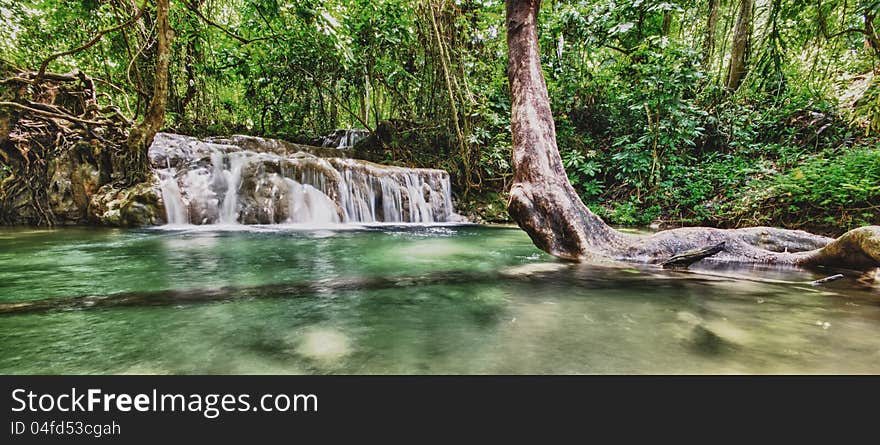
<box><xmin>661</xmin><ymin>11</ymin><xmax>672</xmax><ymax>36</ymax></box>
<box><xmin>506</xmin><ymin>0</ymin><xmax>627</xmax><ymax>261</ymax></box>
<box><xmin>701</xmin><ymin>0</ymin><xmax>719</xmax><ymax>69</ymax></box>
<box><xmin>726</xmin><ymin>0</ymin><xmax>753</xmax><ymax>91</ymax></box>
<box><xmin>123</xmin><ymin>0</ymin><xmax>172</xmax><ymax>183</ymax></box>
<box><xmin>865</xmin><ymin>12</ymin><xmax>880</xmax><ymax>60</ymax></box>
<box><xmin>429</xmin><ymin>0</ymin><xmax>471</xmax><ymax>191</ymax></box>
<box><xmin>505</xmin><ymin>0</ymin><xmax>880</xmax><ymax>271</ymax></box>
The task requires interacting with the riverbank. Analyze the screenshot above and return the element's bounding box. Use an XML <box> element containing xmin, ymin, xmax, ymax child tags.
<box><xmin>345</xmin><ymin>120</ymin><xmax>880</xmax><ymax>237</ymax></box>
<box><xmin>455</xmin><ymin>141</ymin><xmax>880</xmax><ymax>237</ymax></box>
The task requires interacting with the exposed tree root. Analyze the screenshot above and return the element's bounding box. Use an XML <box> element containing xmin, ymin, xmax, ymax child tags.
<box><xmin>0</xmin><ymin>68</ymin><xmax>132</xmax><ymax>225</ymax></box>
<box><xmin>618</xmin><ymin>225</ymin><xmax>880</xmax><ymax>269</ymax></box>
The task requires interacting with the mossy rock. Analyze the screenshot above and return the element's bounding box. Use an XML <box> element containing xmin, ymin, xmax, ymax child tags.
<box><xmin>89</xmin><ymin>179</ymin><xmax>165</xmax><ymax>227</ymax></box>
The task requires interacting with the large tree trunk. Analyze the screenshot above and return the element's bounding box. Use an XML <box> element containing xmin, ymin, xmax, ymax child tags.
<box><xmin>506</xmin><ymin>0</ymin><xmax>626</xmax><ymax>261</ymax></box>
<box><xmin>505</xmin><ymin>0</ymin><xmax>880</xmax><ymax>271</ymax></box>
<box><xmin>123</xmin><ymin>0</ymin><xmax>172</xmax><ymax>183</ymax></box>
<box><xmin>725</xmin><ymin>0</ymin><xmax>753</xmax><ymax>91</ymax></box>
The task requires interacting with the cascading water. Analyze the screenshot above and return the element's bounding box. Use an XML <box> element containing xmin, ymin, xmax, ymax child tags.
<box><xmin>315</xmin><ymin>129</ymin><xmax>370</xmax><ymax>149</ymax></box>
<box><xmin>150</xmin><ymin>133</ymin><xmax>462</xmax><ymax>225</ymax></box>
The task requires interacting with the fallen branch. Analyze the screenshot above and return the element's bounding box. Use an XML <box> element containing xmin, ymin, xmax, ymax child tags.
<box><xmin>0</xmin><ymin>270</ymin><xmax>500</xmax><ymax>316</ymax></box>
<box><xmin>660</xmin><ymin>242</ymin><xmax>726</xmax><ymax>269</ymax></box>
<box><xmin>0</xmin><ymin>261</ymin><xmax>867</xmax><ymax>317</ymax></box>
<box><xmin>810</xmin><ymin>274</ymin><xmax>845</xmax><ymax>286</ymax></box>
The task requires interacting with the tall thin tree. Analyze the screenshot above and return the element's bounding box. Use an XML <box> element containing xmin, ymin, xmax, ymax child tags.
<box><xmin>125</xmin><ymin>0</ymin><xmax>173</xmax><ymax>183</ymax></box>
<box><xmin>726</xmin><ymin>0</ymin><xmax>754</xmax><ymax>91</ymax></box>
<box><xmin>701</xmin><ymin>0</ymin><xmax>720</xmax><ymax>69</ymax></box>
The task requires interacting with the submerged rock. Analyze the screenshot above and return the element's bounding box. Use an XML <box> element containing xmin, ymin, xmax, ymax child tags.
<box><xmin>293</xmin><ymin>327</ymin><xmax>353</xmax><ymax>362</ymax></box>
<box><xmin>690</xmin><ymin>325</ymin><xmax>737</xmax><ymax>355</ymax></box>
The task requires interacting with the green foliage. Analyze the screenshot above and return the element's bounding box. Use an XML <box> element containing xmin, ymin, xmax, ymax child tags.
<box><xmin>724</xmin><ymin>146</ymin><xmax>880</xmax><ymax>231</ymax></box>
<box><xmin>562</xmin><ymin>147</ymin><xmax>604</xmax><ymax>200</ymax></box>
<box><xmin>536</xmin><ymin>0</ymin><xmax>879</xmax><ymax>232</ymax></box>
<box><xmin>2</xmin><ymin>0</ymin><xmax>879</xmax><ymax>232</ymax></box>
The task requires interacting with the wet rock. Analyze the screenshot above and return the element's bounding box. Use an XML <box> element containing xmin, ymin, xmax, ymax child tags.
<box><xmin>7</xmin><ymin>130</ymin><xmax>462</xmax><ymax>227</ymax></box>
<box><xmin>501</xmin><ymin>262</ymin><xmax>568</xmax><ymax>277</ymax></box>
<box><xmin>47</xmin><ymin>142</ymin><xmax>103</xmax><ymax>223</ymax></box>
<box><xmin>210</xmin><ymin>134</ymin><xmax>354</xmax><ymax>158</ymax></box>
<box><xmin>89</xmin><ymin>179</ymin><xmax>165</xmax><ymax>227</ymax></box>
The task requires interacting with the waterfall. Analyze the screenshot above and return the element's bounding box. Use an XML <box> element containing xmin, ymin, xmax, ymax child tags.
<box><xmin>150</xmin><ymin>133</ymin><xmax>462</xmax><ymax>225</ymax></box>
<box><xmin>336</xmin><ymin>129</ymin><xmax>369</xmax><ymax>149</ymax></box>
<box><xmin>157</xmin><ymin>168</ymin><xmax>188</xmax><ymax>225</ymax></box>
<box><xmin>315</xmin><ymin>129</ymin><xmax>370</xmax><ymax>149</ymax></box>
<box><xmin>218</xmin><ymin>152</ymin><xmax>249</xmax><ymax>224</ymax></box>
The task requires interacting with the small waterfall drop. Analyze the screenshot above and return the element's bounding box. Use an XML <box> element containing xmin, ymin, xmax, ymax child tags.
<box><xmin>150</xmin><ymin>133</ymin><xmax>462</xmax><ymax>225</ymax></box>
<box><xmin>157</xmin><ymin>168</ymin><xmax>188</xmax><ymax>225</ymax></box>
<box><xmin>315</xmin><ymin>129</ymin><xmax>370</xmax><ymax>149</ymax></box>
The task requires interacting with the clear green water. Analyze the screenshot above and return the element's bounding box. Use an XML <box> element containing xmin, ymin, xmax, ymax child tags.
<box><xmin>1</xmin><ymin>225</ymin><xmax>879</xmax><ymax>374</ymax></box>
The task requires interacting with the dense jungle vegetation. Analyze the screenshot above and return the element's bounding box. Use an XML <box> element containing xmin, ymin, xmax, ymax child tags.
<box><xmin>1</xmin><ymin>0</ymin><xmax>879</xmax><ymax>233</ymax></box>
